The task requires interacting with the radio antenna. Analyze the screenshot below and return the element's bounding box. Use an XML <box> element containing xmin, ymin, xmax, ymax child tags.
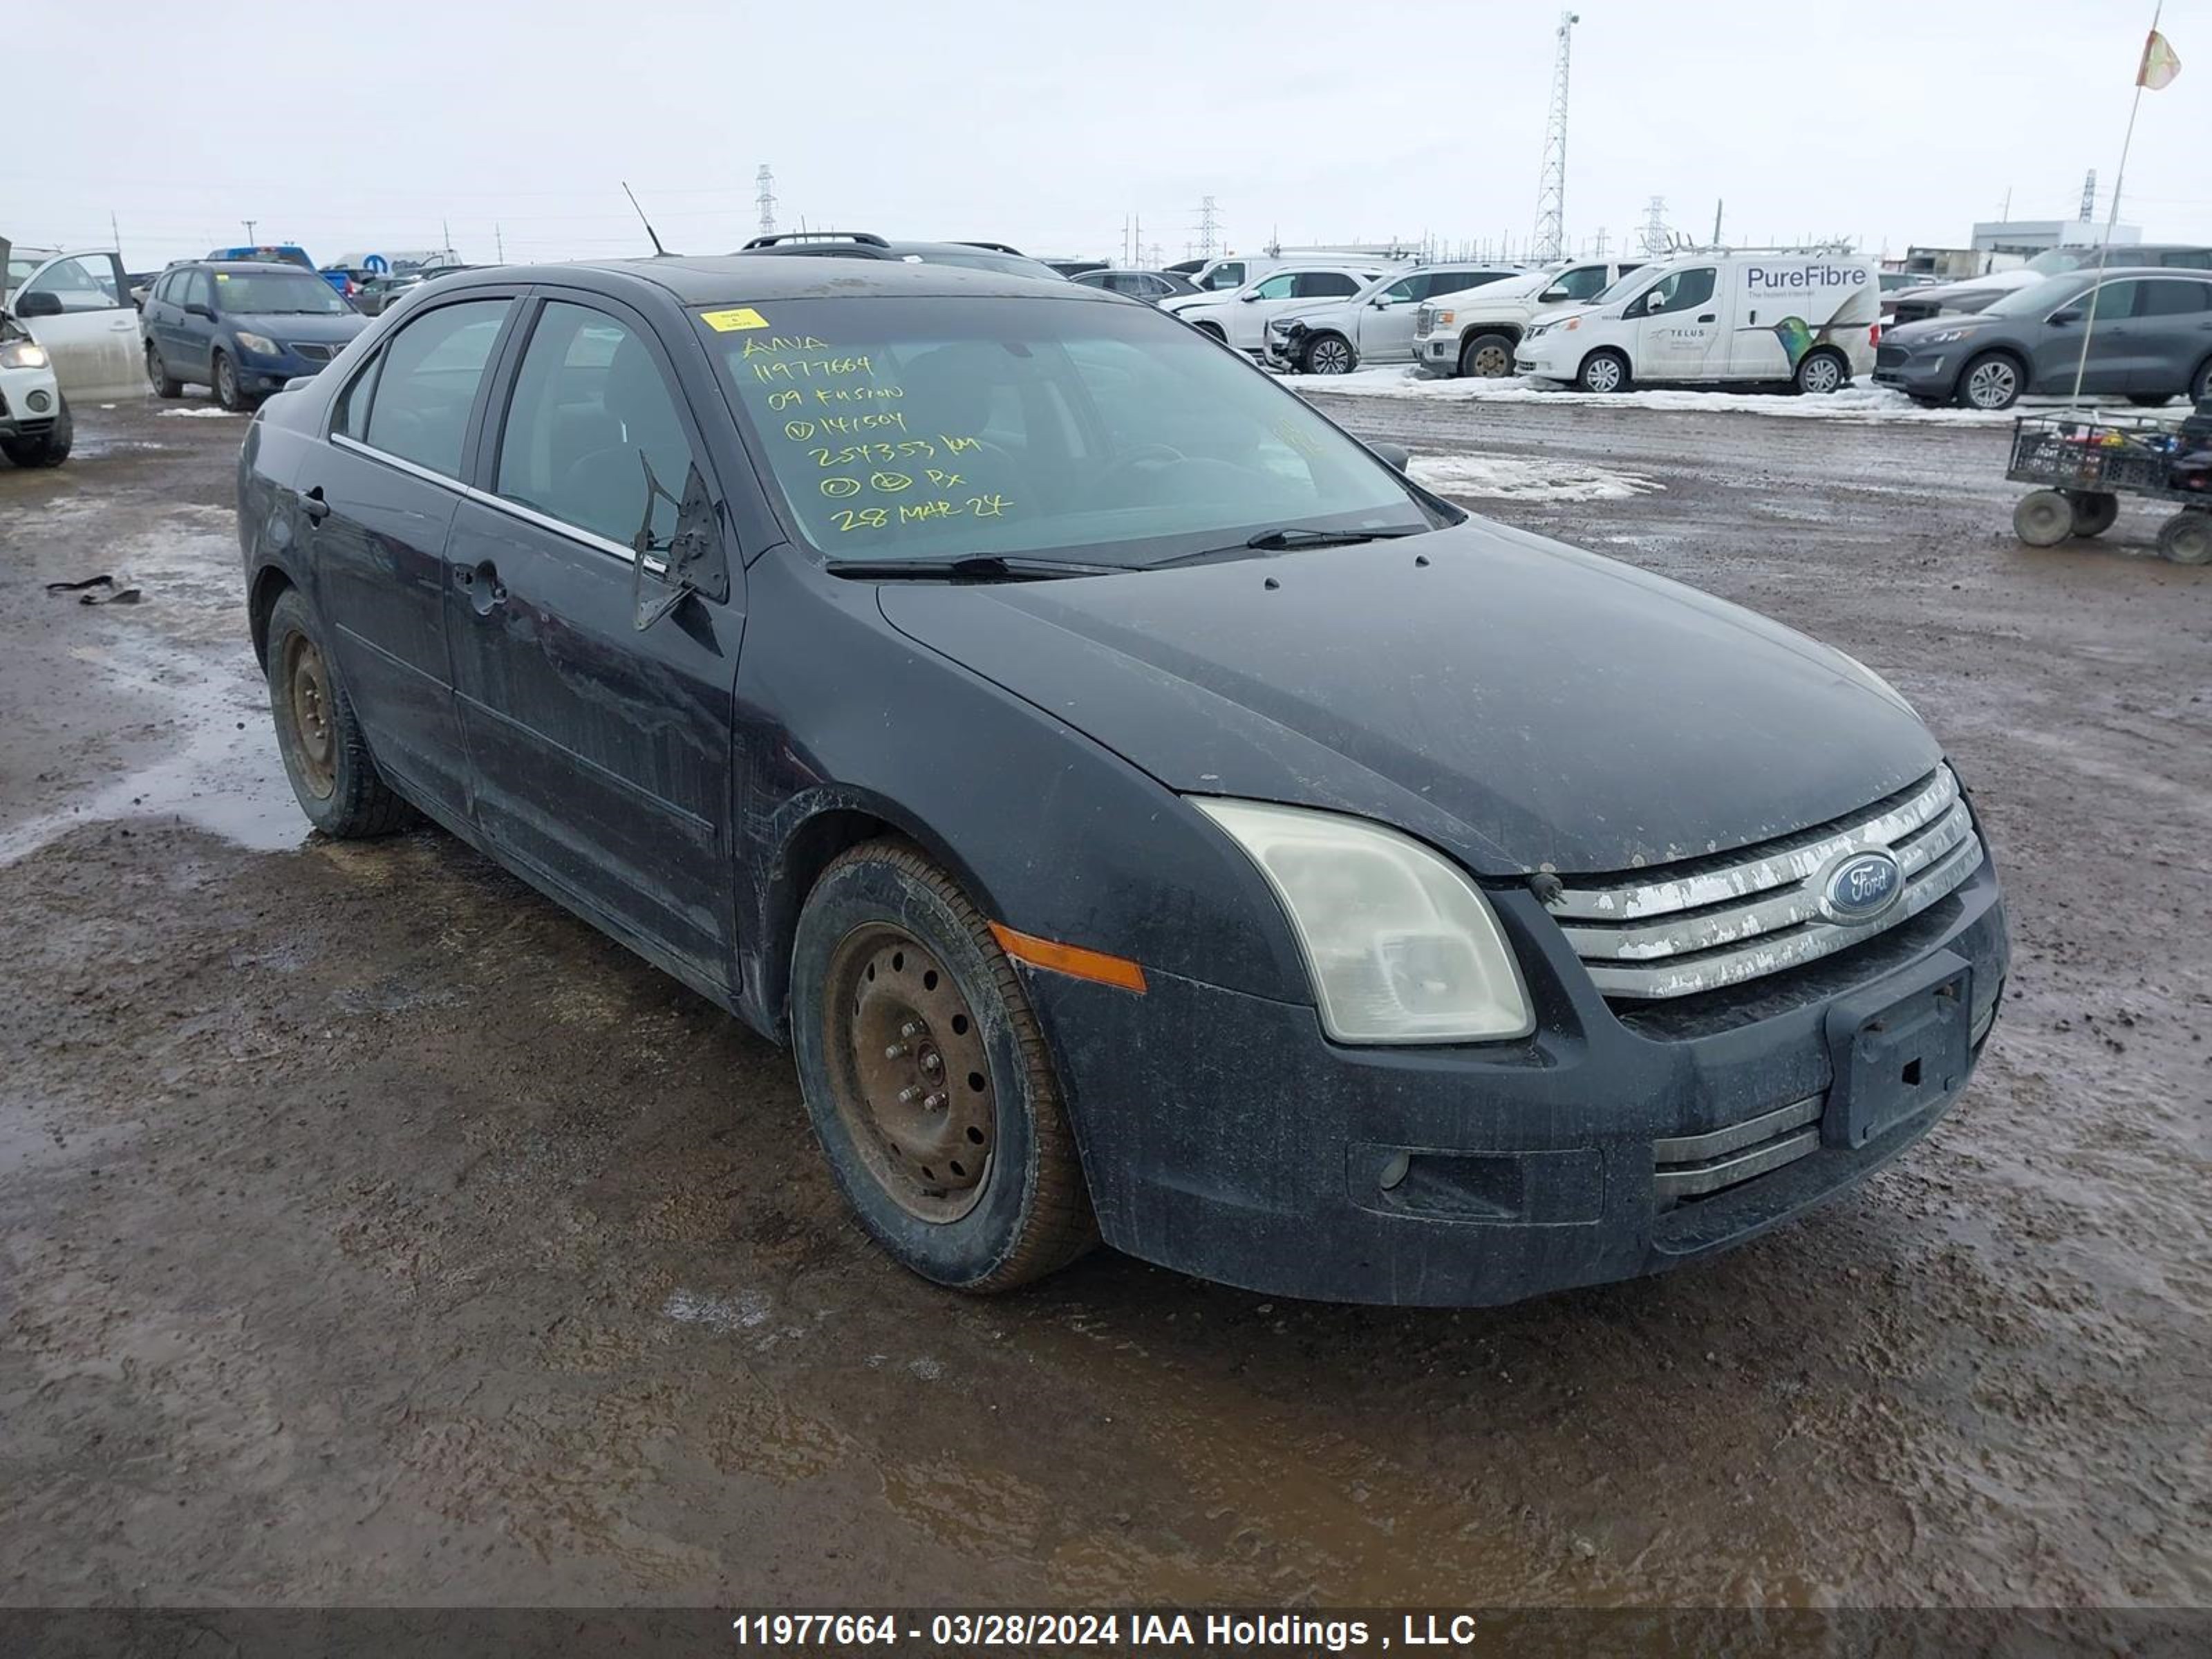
<box><xmin>622</xmin><ymin>182</ymin><xmax>671</xmax><ymax>257</ymax></box>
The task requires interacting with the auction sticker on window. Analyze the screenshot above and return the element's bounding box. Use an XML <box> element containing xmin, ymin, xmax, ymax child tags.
<box><xmin>701</xmin><ymin>306</ymin><xmax>771</xmax><ymax>332</ymax></box>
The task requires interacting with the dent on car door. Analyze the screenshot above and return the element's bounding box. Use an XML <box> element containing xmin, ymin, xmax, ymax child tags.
<box><xmin>442</xmin><ymin>294</ymin><xmax>742</xmax><ymax>993</ymax></box>
<box><xmin>316</xmin><ymin>295</ymin><xmax>518</xmax><ymax>821</ymax></box>
<box><xmin>13</xmin><ymin>252</ymin><xmax>142</xmax><ymax>400</ymax></box>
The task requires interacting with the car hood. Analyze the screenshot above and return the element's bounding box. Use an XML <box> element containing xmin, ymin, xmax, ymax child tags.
<box><xmin>231</xmin><ymin>310</ymin><xmax>366</xmax><ymax>342</ymax></box>
<box><xmin>876</xmin><ymin>519</ymin><xmax>1941</xmax><ymax>877</ymax></box>
<box><xmin>1882</xmin><ymin>313</ymin><xmax>2010</xmax><ymax>346</ymax></box>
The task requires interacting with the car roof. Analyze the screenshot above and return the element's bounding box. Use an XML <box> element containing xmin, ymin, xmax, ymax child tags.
<box><xmin>178</xmin><ymin>259</ymin><xmax>328</xmax><ymax>274</ymax></box>
<box><xmin>429</xmin><ymin>254</ymin><xmax>1109</xmax><ymax>307</ymax></box>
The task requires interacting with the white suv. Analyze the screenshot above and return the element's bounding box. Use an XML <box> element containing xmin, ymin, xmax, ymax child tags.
<box><xmin>1262</xmin><ymin>265</ymin><xmax>1523</xmax><ymax>375</ymax></box>
<box><xmin>1161</xmin><ymin>264</ymin><xmax>1390</xmax><ymax>355</ymax></box>
<box><xmin>1413</xmin><ymin>259</ymin><xmax>1642</xmax><ymax>378</ymax></box>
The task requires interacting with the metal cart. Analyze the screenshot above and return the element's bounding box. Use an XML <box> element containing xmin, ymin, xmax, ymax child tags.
<box><xmin>2006</xmin><ymin>411</ymin><xmax>2211</xmax><ymax>564</ymax></box>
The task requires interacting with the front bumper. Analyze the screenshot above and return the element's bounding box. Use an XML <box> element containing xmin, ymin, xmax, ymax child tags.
<box><xmin>1871</xmin><ymin>350</ymin><xmax>1954</xmax><ymax>397</ymax></box>
<box><xmin>0</xmin><ymin>366</ymin><xmax>63</xmax><ymax>439</ymax></box>
<box><xmin>1022</xmin><ymin>855</ymin><xmax>2007</xmax><ymax>1306</ymax></box>
<box><xmin>1417</xmin><ymin>336</ymin><xmax>1458</xmax><ymax>373</ymax></box>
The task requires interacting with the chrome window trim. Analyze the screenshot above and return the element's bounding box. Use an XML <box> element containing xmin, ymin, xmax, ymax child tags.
<box><xmin>329</xmin><ymin>432</ymin><xmax>641</xmax><ymax>565</ymax></box>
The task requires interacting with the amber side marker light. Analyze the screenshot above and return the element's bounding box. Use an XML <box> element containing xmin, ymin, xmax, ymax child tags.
<box><xmin>990</xmin><ymin>924</ymin><xmax>1149</xmax><ymax>993</ymax></box>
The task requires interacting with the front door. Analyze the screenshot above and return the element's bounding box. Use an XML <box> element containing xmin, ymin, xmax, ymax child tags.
<box><xmin>2031</xmin><ymin>279</ymin><xmax>2139</xmax><ymax>397</ymax></box>
<box><xmin>1358</xmin><ymin>274</ymin><xmax>1425</xmax><ymax>361</ymax></box>
<box><xmin>1631</xmin><ymin>265</ymin><xmax>1723</xmax><ymax>380</ymax></box>
<box><xmin>444</xmin><ymin>294</ymin><xmax>743</xmax><ymax>994</ymax></box>
<box><xmin>312</xmin><ymin>293</ymin><xmax>518</xmax><ymax>822</ymax></box>
<box><xmin>12</xmin><ymin>252</ymin><xmax>142</xmax><ymax>400</ymax></box>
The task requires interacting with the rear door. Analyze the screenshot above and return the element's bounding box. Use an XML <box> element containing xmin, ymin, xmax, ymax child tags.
<box><xmin>313</xmin><ymin>292</ymin><xmax>519</xmax><ymax>823</ymax></box>
<box><xmin>12</xmin><ymin>252</ymin><xmax>142</xmax><ymax>400</ymax></box>
<box><xmin>2126</xmin><ymin>276</ymin><xmax>2212</xmax><ymax>395</ymax></box>
<box><xmin>443</xmin><ymin>292</ymin><xmax>744</xmax><ymax>994</ymax></box>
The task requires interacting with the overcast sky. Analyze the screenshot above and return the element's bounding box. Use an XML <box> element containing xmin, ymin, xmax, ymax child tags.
<box><xmin>10</xmin><ymin>0</ymin><xmax>2208</xmax><ymax>270</ymax></box>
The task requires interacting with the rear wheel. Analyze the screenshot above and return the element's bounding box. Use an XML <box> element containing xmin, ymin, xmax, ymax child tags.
<box><xmin>2127</xmin><ymin>393</ymin><xmax>2173</xmax><ymax>409</ymax></box>
<box><xmin>791</xmin><ymin>841</ymin><xmax>1097</xmax><ymax>1292</ymax></box>
<box><xmin>0</xmin><ymin>397</ymin><xmax>71</xmax><ymax>467</ymax></box>
<box><xmin>1460</xmin><ymin>332</ymin><xmax>1515</xmax><ymax>378</ymax></box>
<box><xmin>2157</xmin><ymin>510</ymin><xmax>2212</xmax><ymax>565</ymax></box>
<box><xmin>1575</xmin><ymin>349</ymin><xmax>1630</xmax><ymax>394</ymax></box>
<box><xmin>1793</xmin><ymin>348</ymin><xmax>1848</xmax><ymax>395</ymax></box>
<box><xmin>1300</xmin><ymin>332</ymin><xmax>1353</xmax><ymax>375</ymax></box>
<box><xmin>146</xmin><ymin>344</ymin><xmax>184</xmax><ymax>399</ymax></box>
<box><xmin>1958</xmin><ymin>353</ymin><xmax>2023</xmax><ymax>411</ymax></box>
<box><xmin>212</xmin><ymin>350</ymin><xmax>247</xmax><ymax>413</ymax></box>
<box><xmin>2065</xmin><ymin>491</ymin><xmax>2119</xmax><ymax>537</ymax></box>
<box><xmin>264</xmin><ymin>590</ymin><xmax>415</xmax><ymax>837</ymax></box>
<box><xmin>2012</xmin><ymin>489</ymin><xmax>2074</xmax><ymax>547</ymax></box>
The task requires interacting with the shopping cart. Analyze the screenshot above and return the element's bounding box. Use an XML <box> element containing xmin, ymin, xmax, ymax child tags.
<box><xmin>2005</xmin><ymin>411</ymin><xmax>2211</xmax><ymax>564</ymax></box>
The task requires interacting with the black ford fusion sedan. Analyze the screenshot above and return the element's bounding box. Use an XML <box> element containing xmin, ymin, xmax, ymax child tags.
<box><xmin>235</xmin><ymin>256</ymin><xmax>2009</xmax><ymax>1304</ymax></box>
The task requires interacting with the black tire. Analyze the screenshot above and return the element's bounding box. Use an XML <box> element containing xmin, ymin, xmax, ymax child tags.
<box><xmin>2157</xmin><ymin>511</ymin><xmax>2212</xmax><ymax>566</ymax></box>
<box><xmin>0</xmin><ymin>397</ymin><xmax>71</xmax><ymax>467</ymax></box>
<box><xmin>2193</xmin><ymin>357</ymin><xmax>2212</xmax><ymax>404</ymax></box>
<box><xmin>212</xmin><ymin>350</ymin><xmax>247</xmax><ymax>413</ymax></box>
<box><xmin>263</xmin><ymin>589</ymin><xmax>415</xmax><ymax>837</ymax></box>
<box><xmin>1793</xmin><ymin>348</ymin><xmax>1848</xmax><ymax>395</ymax></box>
<box><xmin>791</xmin><ymin>840</ymin><xmax>1098</xmax><ymax>1293</ymax></box>
<box><xmin>2127</xmin><ymin>393</ymin><xmax>2173</xmax><ymax>409</ymax></box>
<box><xmin>1192</xmin><ymin>321</ymin><xmax>1227</xmax><ymax>344</ymax></box>
<box><xmin>1459</xmin><ymin>332</ymin><xmax>1516</xmax><ymax>379</ymax></box>
<box><xmin>2012</xmin><ymin>489</ymin><xmax>2074</xmax><ymax>547</ymax></box>
<box><xmin>1300</xmin><ymin>332</ymin><xmax>1354</xmax><ymax>375</ymax></box>
<box><xmin>2065</xmin><ymin>491</ymin><xmax>2119</xmax><ymax>538</ymax></box>
<box><xmin>1957</xmin><ymin>352</ymin><xmax>2023</xmax><ymax>411</ymax></box>
<box><xmin>146</xmin><ymin>343</ymin><xmax>183</xmax><ymax>399</ymax></box>
<box><xmin>1575</xmin><ymin>349</ymin><xmax>1630</xmax><ymax>395</ymax></box>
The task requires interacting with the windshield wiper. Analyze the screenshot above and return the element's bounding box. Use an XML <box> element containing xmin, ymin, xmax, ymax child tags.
<box><xmin>825</xmin><ymin>553</ymin><xmax>1121</xmax><ymax>583</ymax></box>
<box><xmin>1155</xmin><ymin>525</ymin><xmax>1425</xmax><ymax>568</ymax></box>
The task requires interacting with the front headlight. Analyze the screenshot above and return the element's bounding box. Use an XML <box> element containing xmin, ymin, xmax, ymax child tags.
<box><xmin>1431</xmin><ymin>310</ymin><xmax>1455</xmax><ymax>328</ymax></box>
<box><xmin>1922</xmin><ymin>326</ymin><xmax>1978</xmax><ymax>344</ymax></box>
<box><xmin>0</xmin><ymin>340</ymin><xmax>49</xmax><ymax>370</ymax></box>
<box><xmin>1526</xmin><ymin>321</ymin><xmax>1552</xmax><ymax>339</ymax></box>
<box><xmin>1192</xmin><ymin>798</ymin><xmax>1534</xmax><ymax>1044</ymax></box>
<box><xmin>234</xmin><ymin>331</ymin><xmax>280</xmax><ymax>357</ymax></box>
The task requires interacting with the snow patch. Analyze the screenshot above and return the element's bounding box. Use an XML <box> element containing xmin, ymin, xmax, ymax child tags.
<box><xmin>1408</xmin><ymin>455</ymin><xmax>1664</xmax><ymax>503</ymax></box>
<box><xmin>1295</xmin><ymin>366</ymin><xmax>2021</xmax><ymax>424</ymax></box>
<box><xmin>157</xmin><ymin>406</ymin><xmax>241</xmax><ymax>419</ymax></box>
<box><xmin>662</xmin><ymin>1288</ymin><xmax>771</xmax><ymax>1332</ymax></box>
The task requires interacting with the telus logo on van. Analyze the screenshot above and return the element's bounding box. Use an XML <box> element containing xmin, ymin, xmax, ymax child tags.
<box><xmin>1745</xmin><ymin>265</ymin><xmax>1869</xmax><ymax>290</ymax></box>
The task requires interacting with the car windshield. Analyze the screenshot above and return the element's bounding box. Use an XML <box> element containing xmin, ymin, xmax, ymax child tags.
<box><xmin>921</xmin><ymin>250</ymin><xmax>1066</xmax><ymax>283</ymax></box>
<box><xmin>2024</xmin><ymin>248</ymin><xmax>2099</xmax><ymax>277</ymax></box>
<box><xmin>702</xmin><ymin>294</ymin><xmax>1441</xmax><ymax>568</ymax></box>
<box><xmin>214</xmin><ymin>270</ymin><xmax>350</xmax><ymax>315</ymax></box>
<box><xmin>1979</xmin><ymin>274</ymin><xmax>2090</xmax><ymax>318</ymax></box>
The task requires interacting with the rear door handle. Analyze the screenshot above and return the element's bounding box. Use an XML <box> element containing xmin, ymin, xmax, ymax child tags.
<box><xmin>301</xmin><ymin>486</ymin><xmax>330</xmax><ymax>525</ymax></box>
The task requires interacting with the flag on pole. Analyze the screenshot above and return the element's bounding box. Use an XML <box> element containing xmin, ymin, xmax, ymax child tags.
<box><xmin>2138</xmin><ymin>28</ymin><xmax>2182</xmax><ymax>89</ymax></box>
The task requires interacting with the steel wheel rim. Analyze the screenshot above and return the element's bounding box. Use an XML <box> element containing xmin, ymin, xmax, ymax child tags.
<box><xmin>218</xmin><ymin>358</ymin><xmax>236</xmax><ymax>405</ymax></box>
<box><xmin>1803</xmin><ymin>356</ymin><xmax>1841</xmax><ymax>393</ymax></box>
<box><xmin>145</xmin><ymin>346</ymin><xmax>164</xmax><ymax>391</ymax></box>
<box><xmin>1968</xmin><ymin>361</ymin><xmax>2014</xmax><ymax>408</ymax></box>
<box><xmin>283</xmin><ymin>632</ymin><xmax>337</xmax><ymax>799</ymax></box>
<box><xmin>1472</xmin><ymin>343</ymin><xmax>1510</xmax><ymax>377</ymax></box>
<box><xmin>1312</xmin><ymin>339</ymin><xmax>1350</xmax><ymax>374</ymax></box>
<box><xmin>823</xmin><ymin>924</ymin><xmax>995</xmax><ymax>1224</ymax></box>
<box><xmin>1586</xmin><ymin>358</ymin><xmax>1622</xmax><ymax>393</ymax></box>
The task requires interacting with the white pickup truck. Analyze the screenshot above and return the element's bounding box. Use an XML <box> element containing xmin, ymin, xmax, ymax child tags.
<box><xmin>1412</xmin><ymin>259</ymin><xmax>1642</xmax><ymax>378</ymax></box>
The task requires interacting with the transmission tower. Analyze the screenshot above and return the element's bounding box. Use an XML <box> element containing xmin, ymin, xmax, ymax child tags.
<box><xmin>1642</xmin><ymin>195</ymin><xmax>1669</xmax><ymax>256</ymax></box>
<box><xmin>755</xmin><ymin>165</ymin><xmax>778</xmax><ymax>237</ymax></box>
<box><xmin>2079</xmin><ymin>168</ymin><xmax>2097</xmax><ymax>223</ymax></box>
<box><xmin>1197</xmin><ymin>195</ymin><xmax>1221</xmax><ymax>257</ymax></box>
<box><xmin>1530</xmin><ymin>11</ymin><xmax>1579</xmax><ymax>261</ymax></box>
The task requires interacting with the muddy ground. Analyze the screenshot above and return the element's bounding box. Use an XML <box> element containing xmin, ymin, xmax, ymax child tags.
<box><xmin>1</xmin><ymin>393</ymin><xmax>2205</xmax><ymax>1612</ymax></box>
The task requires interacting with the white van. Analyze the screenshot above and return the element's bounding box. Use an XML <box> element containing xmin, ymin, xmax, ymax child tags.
<box><xmin>1513</xmin><ymin>249</ymin><xmax>1883</xmax><ymax>395</ymax></box>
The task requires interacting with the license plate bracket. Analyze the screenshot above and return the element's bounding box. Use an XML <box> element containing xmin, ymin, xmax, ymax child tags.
<box><xmin>1822</xmin><ymin>950</ymin><xmax>1973</xmax><ymax>1150</ymax></box>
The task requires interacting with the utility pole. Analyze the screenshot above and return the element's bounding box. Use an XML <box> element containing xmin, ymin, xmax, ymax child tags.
<box><xmin>756</xmin><ymin>165</ymin><xmax>778</xmax><ymax>237</ymax></box>
<box><xmin>1641</xmin><ymin>196</ymin><xmax>1667</xmax><ymax>256</ymax></box>
<box><xmin>495</xmin><ymin>223</ymin><xmax>505</xmax><ymax>262</ymax></box>
<box><xmin>442</xmin><ymin>219</ymin><xmax>453</xmax><ymax>260</ymax></box>
<box><xmin>1530</xmin><ymin>10</ymin><xmax>1579</xmax><ymax>262</ymax></box>
<box><xmin>2079</xmin><ymin>168</ymin><xmax>2097</xmax><ymax>224</ymax></box>
<box><xmin>1712</xmin><ymin>199</ymin><xmax>1724</xmax><ymax>246</ymax></box>
<box><xmin>1593</xmin><ymin>225</ymin><xmax>1608</xmax><ymax>258</ymax></box>
<box><xmin>1197</xmin><ymin>195</ymin><xmax>1220</xmax><ymax>258</ymax></box>
<box><xmin>242</xmin><ymin>218</ymin><xmax>257</xmax><ymax>244</ymax></box>
<box><xmin>109</xmin><ymin>209</ymin><xmax>121</xmax><ymax>252</ymax></box>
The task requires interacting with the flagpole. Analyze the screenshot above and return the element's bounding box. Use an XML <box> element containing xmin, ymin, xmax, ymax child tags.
<box><xmin>2071</xmin><ymin>0</ymin><xmax>2164</xmax><ymax>406</ymax></box>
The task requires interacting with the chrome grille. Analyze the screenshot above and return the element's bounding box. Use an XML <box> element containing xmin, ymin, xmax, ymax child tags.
<box><xmin>288</xmin><ymin>342</ymin><xmax>337</xmax><ymax>362</ymax></box>
<box><xmin>1552</xmin><ymin>766</ymin><xmax>1984</xmax><ymax>1001</ymax></box>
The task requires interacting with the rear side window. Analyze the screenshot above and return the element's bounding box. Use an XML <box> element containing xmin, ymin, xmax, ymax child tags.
<box><xmin>358</xmin><ymin>299</ymin><xmax>510</xmax><ymax>477</ymax></box>
<box><xmin>496</xmin><ymin>301</ymin><xmax>699</xmax><ymax>547</ymax></box>
<box><xmin>1295</xmin><ymin>273</ymin><xmax>1360</xmax><ymax>299</ymax></box>
<box><xmin>2160</xmin><ymin>251</ymin><xmax>2212</xmax><ymax>270</ymax></box>
<box><xmin>2137</xmin><ymin>279</ymin><xmax>2210</xmax><ymax>317</ymax></box>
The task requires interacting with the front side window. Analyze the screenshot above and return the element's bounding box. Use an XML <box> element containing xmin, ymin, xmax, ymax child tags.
<box><xmin>1201</xmin><ymin>263</ymin><xmax>1244</xmax><ymax>290</ymax></box>
<box><xmin>357</xmin><ymin>298</ymin><xmax>511</xmax><ymax>477</ymax></box>
<box><xmin>209</xmin><ymin>270</ymin><xmax>350</xmax><ymax>316</ymax></box>
<box><xmin>702</xmin><ymin>295</ymin><xmax>1438</xmax><ymax>569</ymax></box>
<box><xmin>2083</xmin><ymin>281</ymin><xmax>2146</xmax><ymax>320</ymax></box>
<box><xmin>496</xmin><ymin>301</ymin><xmax>699</xmax><ymax>547</ymax></box>
<box><xmin>1550</xmin><ymin>265</ymin><xmax>1613</xmax><ymax>301</ymax></box>
<box><xmin>1250</xmin><ymin>273</ymin><xmax>1298</xmax><ymax>299</ymax></box>
<box><xmin>1638</xmin><ymin>268</ymin><xmax>1716</xmax><ymax>316</ymax></box>
<box><xmin>187</xmin><ymin>271</ymin><xmax>215</xmax><ymax>311</ymax></box>
<box><xmin>21</xmin><ymin>253</ymin><xmax>129</xmax><ymax>312</ymax></box>
<box><xmin>1378</xmin><ymin>276</ymin><xmax>1421</xmax><ymax>305</ymax></box>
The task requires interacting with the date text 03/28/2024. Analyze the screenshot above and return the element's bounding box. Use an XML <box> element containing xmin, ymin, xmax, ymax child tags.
<box><xmin>728</xmin><ymin>1611</ymin><xmax>1491</xmax><ymax>1649</ymax></box>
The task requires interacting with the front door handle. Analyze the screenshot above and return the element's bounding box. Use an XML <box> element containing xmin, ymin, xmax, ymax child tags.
<box><xmin>462</xmin><ymin>561</ymin><xmax>507</xmax><ymax>615</ymax></box>
<box><xmin>1696</xmin><ymin>312</ymin><xmax>1717</xmax><ymax>323</ymax></box>
<box><xmin>301</xmin><ymin>486</ymin><xmax>330</xmax><ymax>525</ymax></box>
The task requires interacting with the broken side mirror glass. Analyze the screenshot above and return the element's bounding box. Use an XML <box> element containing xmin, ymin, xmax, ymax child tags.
<box><xmin>630</xmin><ymin>453</ymin><xmax>730</xmax><ymax>631</ymax></box>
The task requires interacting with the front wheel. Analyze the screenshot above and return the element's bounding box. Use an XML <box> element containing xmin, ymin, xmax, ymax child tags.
<box><xmin>2127</xmin><ymin>393</ymin><xmax>2173</xmax><ymax>409</ymax></box>
<box><xmin>1460</xmin><ymin>332</ymin><xmax>1515</xmax><ymax>379</ymax></box>
<box><xmin>0</xmin><ymin>396</ymin><xmax>71</xmax><ymax>467</ymax></box>
<box><xmin>2065</xmin><ymin>491</ymin><xmax>2119</xmax><ymax>537</ymax></box>
<box><xmin>213</xmin><ymin>350</ymin><xmax>247</xmax><ymax>413</ymax></box>
<box><xmin>1300</xmin><ymin>332</ymin><xmax>1354</xmax><ymax>375</ymax></box>
<box><xmin>1793</xmin><ymin>348</ymin><xmax>1848</xmax><ymax>395</ymax></box>
<box><xmin>2157</xmin><ymin>510</ymin><xmax>2212</xmax><ymax>565</ymax></box>
<box><xmin>2013</xmin><ymin>489</ymin><xmax>2074</xmax><ymax>547</ymax></box>
<box><xmin>1958</xmin><ymin>353</ymin><xmax>2023</xmax><ymax>411</ymax></box>
<box><xmin>791</xmin><ymin>841</ymin><xmax>1098</xmax><ymax>1293</ymax></box>
<box><xmin>263</xmin><ymin>589</ymin><xmax>415</xmax><ymax>836</ymax></box>
<box><xmin>1575</xmin><ymin>349</ymin><xmax>1630</xmax><ymax>395</ymax></box>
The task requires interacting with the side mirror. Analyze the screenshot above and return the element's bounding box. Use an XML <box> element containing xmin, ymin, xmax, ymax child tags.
<box><xmin>1370</xmin><ymin>440</ymin><xmax>1411</xmax><ymax>472</ymax></box>
<box><xmin>632</xmin><ymin>456</ymin><xmax>730</xmax><ymax>630</ymax></box>
<box><xmin>1540</xmin><ymin>287</ymin><xmax>1571</xmax><ymax>303</ymax></box>
<box><xmin>2047</xmin><ymin>307</ymin><xmax>2081</xmax><ymax>326</ymax></box>
<box><xmin>186</xmin><ymin>302</ymin><xmax>216</xmax><ymax>320</ymax></box>
<box><xmin>12</xmin><ymin>289</ymin><xmax>62</xmax><ymax>319</ymax></box>
<box><xmin>1238</xmin><ymin>292</ymin><xmax>1262</xmax><ymax>302</ymax></box>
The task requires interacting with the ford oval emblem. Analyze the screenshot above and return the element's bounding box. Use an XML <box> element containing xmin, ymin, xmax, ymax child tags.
<box><xmin>1821</xmin><ymin>849</ymin><xmax>1904</xmax><ymax>924</ymax></box>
